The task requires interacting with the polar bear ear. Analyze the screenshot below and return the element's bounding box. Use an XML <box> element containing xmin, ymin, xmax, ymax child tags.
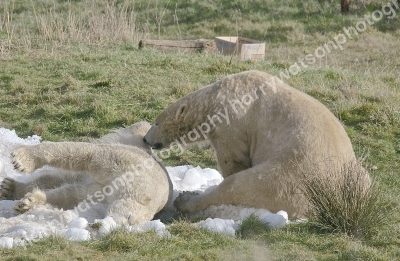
<box><xmin>175</xmin><ymin>104</ymin><xmax>188</xmax><ymax>121</ymax></box>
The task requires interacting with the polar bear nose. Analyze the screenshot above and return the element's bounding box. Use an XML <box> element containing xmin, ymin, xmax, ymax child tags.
<box><xmin>153</xmin><ymin>143</ymin><xmax>163</xmax><ymax>150</ymax></box>
<box><xmin>143</xmin><ymin>137</ymin><xmax>163</xmax><ymax>149</ymax></box>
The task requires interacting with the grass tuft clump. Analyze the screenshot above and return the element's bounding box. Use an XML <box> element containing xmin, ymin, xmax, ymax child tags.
<box><xmin>239</xmin><ymin>214</ymin><xmax>270</xmax><ymax>239</ymax></box>
<box><xmin>88</xmin><ymin>228</ymin><xmax>159</xmax><ymax>253</ymax></box>
<box><xmin>302</xmin><ymin>162</ymin><xmax>393</xmax><ymax>239</ymax></box>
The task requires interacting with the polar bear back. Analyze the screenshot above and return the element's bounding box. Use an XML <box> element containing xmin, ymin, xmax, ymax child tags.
<box><xmin>195</xmin><ymin>70</ymin><xmax>356</xmax><ymax>169</ymax></box>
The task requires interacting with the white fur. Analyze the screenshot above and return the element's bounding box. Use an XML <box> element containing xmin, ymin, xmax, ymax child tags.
<box><xmin>0</xmin><ymin>122</ymin><xmax>172</xmax><ymax>225</ymax></box>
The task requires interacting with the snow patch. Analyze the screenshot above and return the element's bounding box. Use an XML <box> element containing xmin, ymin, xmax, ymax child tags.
<box><xmin>128</xmin><ymin>219</ymin><xmax>170</xmax><ymax>237</ymax></box>
<box><xmin>195</xmin><ymin>218</ymin><xmax>238</xmax><ymax>237</ymax></box>
<box><xmin>62</xmin><ymin>228</ymin><xmax>90</xmax><ymax>241</ymax></box>
<box><xmin>0</xmin><ymin>127</ymin><xmax>290</xmax><ymax>248</ymax></box>
<box><xmin>0</xmin><ymin>237</ymin><xmax>13</xmax><ymax>249</ymax></box>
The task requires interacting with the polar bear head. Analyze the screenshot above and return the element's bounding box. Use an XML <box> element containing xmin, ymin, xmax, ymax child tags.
<box><xmin>97</xmin><ymin>121</ymin><xmax>153</xmax><ymax>153</ymax></box>
<box><xmin>144</xmin><ymin>100</ymin><xmax>197</xmax><ymax>150</ymax></box>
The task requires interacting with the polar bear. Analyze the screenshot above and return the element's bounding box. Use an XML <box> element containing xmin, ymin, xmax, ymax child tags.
<box><xmin>0</xmin><ymin>122</ymin><xmax>172</xmax><ymax>225</ymax></box>
<box><xmin>143</xmin><ymin>70</ymin><xmax>370</xmax><ymax>218</ymax></box>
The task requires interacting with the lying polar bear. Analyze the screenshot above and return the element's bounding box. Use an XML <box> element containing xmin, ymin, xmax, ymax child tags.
<box><xmin>144</xmin><ymin>70</ymin><xmax>371</xmax><ymax>218</ymax></box>
<box><xmin>0</xmin><ymin>121</ymin><xmax>172</xmax><ymax>225</ymax></box>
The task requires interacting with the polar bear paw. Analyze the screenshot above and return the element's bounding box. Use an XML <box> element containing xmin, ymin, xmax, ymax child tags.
<box><xmin>14</xmin><ymin>189</ymin><xmax>47</xmax><ymax>213</ymax></box>
<box><xmin>11</xmin><ymin>146</ymin><xmax>38</xmax><ymax>173</ymax></box>
<box><xmin>0</xmin><ymin>178</ymin><xmax>15</xmax><ymax>200</ymax></box>
<box><xmin>173</xmin><ymin>191</ymin><xmax>200</xmax><ymax>213</ymax></box>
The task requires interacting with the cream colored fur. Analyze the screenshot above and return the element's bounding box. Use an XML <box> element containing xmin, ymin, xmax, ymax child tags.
<box><xmin>144</xmin><ymin>70</ymin><xmax>371</xmax><ymax>218</ymax></box>
<box><xmin>0</xmin><ymin>121</ymin><xmax>172</xmax><ymax>225</ymax></box>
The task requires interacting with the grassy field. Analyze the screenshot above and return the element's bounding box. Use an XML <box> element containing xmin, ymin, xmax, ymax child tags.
<box><xmin>0</xmin><ymin>0</ymin><xmax>399</xmax><ymax>260</ymax></box>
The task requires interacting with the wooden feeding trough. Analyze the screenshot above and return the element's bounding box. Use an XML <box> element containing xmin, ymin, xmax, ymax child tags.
<box><xmin>214</xmin><ymin>36</ymin><xmax>265</xmax><ymax>61</ymax></box>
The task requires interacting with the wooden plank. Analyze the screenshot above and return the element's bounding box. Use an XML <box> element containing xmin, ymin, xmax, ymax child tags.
<box><xmin>139</xmin><ymin>39</ymin><xmax>216</xmax><ymax>53</ymax></box>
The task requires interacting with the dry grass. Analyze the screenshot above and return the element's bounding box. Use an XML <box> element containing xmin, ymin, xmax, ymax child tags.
<box><xmin>0</xmin><ymin>0</ymin><xmax>147</xmax><ymax>50</ymax></box>
<box><xmin>302</xmin><ymin>162</ymin><xmax>393</xmax><ymax>239</ymax></box>
<box><xmin>32</xmin><ymin>1</ymin><xmax>141</xmax><ymax>44</ymax></box>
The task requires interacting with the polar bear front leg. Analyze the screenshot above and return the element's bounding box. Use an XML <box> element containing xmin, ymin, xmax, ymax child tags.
<box><xmin>11</xmin><ymin>142</ymin><xmax>139</xmax><ymax>184</ymax></box>
<box><xmin>14</xmin><ymin>189</ymin><xmax>47</xmax><ymax>213</ymax></box>
<box><xmin>11</xmin><ymin>142</ymin><xmax>97</xmax><ymax>174</ymax></box>
<box><xmin>173</xmin><ymin>167</ymin><xmax>266</xmax><ymax>213</ymax></box>
<box><xmin>174</xmin><ymin>192</ymin><xmax>209</xmax><ymax>214</ymax></box>
<box><xmin>11</xmin><ymin>145</ymin><xmax>46</xmax><ymax>173</ymax></box>
<box><xmin>174</xmin><ymin>162</ymin><xmax>304</xmax><ymax>217</ymax></box>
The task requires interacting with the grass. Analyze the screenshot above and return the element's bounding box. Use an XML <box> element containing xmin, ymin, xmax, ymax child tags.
<box><xmin>0</xmin><ymin>0</ymin><xmax>399</xmax><ymax>260</ymax></box>
<box><xmin>301</xmin><ymin>162</ymin><xmax>393</xmax><ymax>239</ymax></box>
<box><xmin>0</xmin><ymin>225</ymin><xmax>259</xmax><ymax>261</ymax></box>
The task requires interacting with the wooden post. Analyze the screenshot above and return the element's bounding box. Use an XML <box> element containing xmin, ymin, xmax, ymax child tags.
<box><xmin>341</xmin><ymin>0</ymin><xmax>350</xmax><ymax>13</ymax></box>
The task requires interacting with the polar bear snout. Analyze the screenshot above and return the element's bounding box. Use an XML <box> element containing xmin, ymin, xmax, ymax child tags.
<box><xmin>153</xmin><ymin>142</ymin><xmax>163</xmax><ymax>149</ymax></box>
<box><xmin>150</xmin><ymin>141</ymin><xmax>163</xmax><ymax>150</ymax></box>
<box><xmin>143</xmin><ymin>136</ymin><xmax>163</xmax><ymax>150</ymax></box>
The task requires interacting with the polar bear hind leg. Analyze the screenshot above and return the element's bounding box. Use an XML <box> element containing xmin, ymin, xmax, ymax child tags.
<box><xmin>14</xmin><ymin>188</ymin><xmax>47</xmax><ymax>213</ymax></box>
<box><xmin>0</xmin><ymin>170</ymin><xmax>88</xmax><ymax>200</ymax></box>
<box><xmin>14</xmin><ymin>182</ymin><xmax>89</xmax><ymax>213</ymax></box>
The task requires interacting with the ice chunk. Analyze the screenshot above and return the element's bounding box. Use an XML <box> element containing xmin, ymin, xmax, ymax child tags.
<box><xmin>9</xmin><ymin>229</ymin><xmax>27</xmax><ymax>238</ymax></box>
<box><xmin>239</xmin><ymin>208</ymin><xmax>272</xmax><ymax>220</ymax></box>
<box><xmin>68</xmin><ymin>217</ymin><xmax>88</xmax><ymax>229</ymax></box>
<box><xmin>259</xmin><ymin>210</ymin><xmax>288</xmax><ymax>229</ymax></box>
<box><xmin>62</xmin><ymin>228</ymin><xmax>90</xmax><ymax>241</ymax></box>
<box><xmin>0</xmin><ymin>160</ymin><xmax>4</xmax><ymax>176</ymax></box>
<box><xmin>200</xmin><ymin>168</ymin><xmax>223</xmax><ymax>187</ymax></box>
<box><xmin>196</xmin><ymin>218</ymin><xmax>238</xmax><ymax>237</ymax></box>
<box><xmin>180</xmin><ymin>167</ymin><xmax>203</xmax><ymax>190</ymax></box>
<box><xmin>128</xmin><ymin>219</ymin><xmax>170</xmax><ymax>237</ymax></box>
<box><xmin>0</xmin><ymin>237</ymin><xmax>13</xmax><ymax>249</ymax></box>
<box><xmin>95</xmin><ymin>216</ymin><xmax>119</xmax><ymax>236</ymax></box>
<box><xmin>167</xmin><ymin>165</ymin><xmax>223</xmax><ymax>192</ymax></box>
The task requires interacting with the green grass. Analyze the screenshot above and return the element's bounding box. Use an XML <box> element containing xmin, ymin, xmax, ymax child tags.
<box><xmin>0</xmin><ymin>0</ymin><xmax>400</xmax><ymax>260</ymax></box>
<box><xmin>0</xmin><ymin>225</ymin><xmax>261</xmax><ymax>261</ymax></box>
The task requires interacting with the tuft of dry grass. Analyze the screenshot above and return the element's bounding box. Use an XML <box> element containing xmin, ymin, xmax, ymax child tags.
<box><xmin>32</xmin><ymin>0</ymin><xmax>141</xmax><ymax>44</ymax></box>
<box><xmin>0</xmin><ymin>0</ymin><xmax>147</xmax><ymax>49</ymax></box>
<box><xmin>302</xmin><ymin>162</ymin><xmax>393</xmax><ymax>239</ymax></box>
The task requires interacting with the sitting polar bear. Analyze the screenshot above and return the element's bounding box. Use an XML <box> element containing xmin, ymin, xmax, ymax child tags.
<box><xmin>0</xmin><ymin>121</ymin><xmax>172</xmax><ymax>225</ymax></box>
<box><xmin>144</xmin><ymin>70</ymin><xmax>371</xmax><ymax>218</ymax></box>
